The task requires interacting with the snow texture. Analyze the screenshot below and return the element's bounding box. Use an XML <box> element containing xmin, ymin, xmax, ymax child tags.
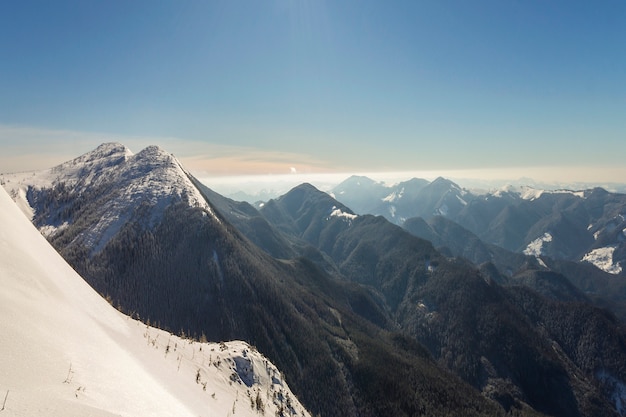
<box><xmin>0</xmin><ymin>185</ymin><xmax>310</xmax><ymax>417</ymax></box>
<box><xmin>489</xmin><ymin>185</ymin><xmax>587</xmax><ymax>201</ymax></box>
<box><xmin>582</xmin><ymin>246</ymin><xmax>623</xmax><ymax>275</ymax></box>
<box><xmin>382</xmin><ymin>188</ymin><xmax>404</xmax><ymax>203</ymax></box>
<box><xmin>328</xmin><ymin>205</ymin><xmax>358</xmax><ymax>223</ymax></box>
<box><xmin>523</xmin><ymin>232</ymin><xmax>553</xmax><ymax>257</ymax></box>
<box><xmin>2</xmin><ymin>143</ymin><xmax>220</xmax><ymax>252</ymax></box>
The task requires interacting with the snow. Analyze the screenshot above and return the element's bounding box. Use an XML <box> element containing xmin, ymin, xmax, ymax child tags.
<box><xmin>389</xmin><ymin>205</ymin><xmax>397</xmax><ymax>218</ymax></box>
<box><xmin>521</xmin><ymin>188</ymin><xmax>586</xmax><ymax>200</ymax></box>
<box><xmin>486</xmin><ymin>185</ymin><xmax>587</xmax><ymax>201</ymax></box>
<box><xmin>581</xmin><ymin>246</ymin><xmax>623</xmax><ymax>275</ymax></box>
<box><xmin>328</xmin><ymin>205</ymin><xmax>358</xmax><ymax>223</ymax></box>
<box><xmin>520</xmin><ymin>187</ymin><xmax>545</xmax><ymax>201</ymax></box>
<box><xmin>435</xmin><ymin>203</ymin><xmax>449</xmax><ymax>216</ymax></box>
<box><xmin>2</xmin><ymin>143</ymin><xmax>221</xmax><ymax>251</ymax></box>
<box><xmin>523</xmin><ymin>232</ymin><xmax>553</xmax><ymax>256</ymax></box>
<box><xmin>0</xmin><ymin>186</ymin><xmax>310</xmax><ymax>417</ymax></box>
<box><xmin>383</xmin><ymin>187</ymin><xmax>404</xmax><ymax>203</ymax></box>
<box><xmin>536</xmin><ymin>257</ymin><xmax>548</xmax><ymax>268</ymax></box>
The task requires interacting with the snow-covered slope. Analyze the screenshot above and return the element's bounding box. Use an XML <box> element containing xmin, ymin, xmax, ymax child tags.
<box><xmin>0</xmin><ymin>185</ymin><xmax>310</xmax><ymax>417</ymax></box>
<box><xmin>1</xmin><ymin>143</ymin><xmax>219</xmax><ymax>251</ymax></box>
<box><xmin>582</xmin><ymin>246</ymin><xmax>623</xmax><ymax>275</ymax></box>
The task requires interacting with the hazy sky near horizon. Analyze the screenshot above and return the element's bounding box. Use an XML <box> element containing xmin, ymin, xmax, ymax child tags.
<box><xmin>1</xmin><ymin>1</ymin><xmax>625</xmax><ymax>182</ymax></box>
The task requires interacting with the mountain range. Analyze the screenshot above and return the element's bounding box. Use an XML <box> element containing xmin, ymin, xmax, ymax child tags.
<box><xmin>3</xmin><ymin>143</ymin><xmax>626</xmax><ymax>416</ymax></box>
<box><xmin>331</xmin><ymin>175</ymin><xmax>626</xmax><ymax>278</ymax></box>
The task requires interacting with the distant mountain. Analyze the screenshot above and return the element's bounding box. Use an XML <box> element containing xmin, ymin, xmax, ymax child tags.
<box><xmin>458</xmin><ymin>187</ymin><xmax>626</xmax><ymax>275</ymax></box>
<box><xmin>0</xmin><ymin>185</ymin><xmax>310</xmax><ymax>417</ymax></box>
<box><xmin>192</xmin><ymin>182</ymin><xmax>299</xmax><ymax>260</ymax></box>
<box><xmin>259</xmin><ymin>183</ymin><xmax>626</xmax><ymax>416</ymax></box>
<box><xmin>2</xmin><ymin>143</ymin><xmax>507</xmax><ymax>417</ymax></box>
<box><xmin>332</xmin><ymin>176</ymin><xmax>470</xmax><ymax>224</ymax></box>
<box><xmin>330</xmin><ymin>175</ymin><xmax>626</xmax><ymax>277</ymax></box>
<box><xmin>329</xmin><ymin>175</ymin><xmax>390</xmax><ymax>214</ymax></box>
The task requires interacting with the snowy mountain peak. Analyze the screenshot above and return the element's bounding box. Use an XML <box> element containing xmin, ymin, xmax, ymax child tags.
<box><xmin>135</xmin><ymin>144</ymin><xmax>170</xmax><ymax>159</ymax></box>
<box><xmin>89</xmin><ymin>141</ymin><xmax>131</xmax><ymax>158</ymax></box>
<box><xmin>59</xmin><ymin>141</ymin><xmax>132</xmax><ymax>168</ymax></box>
<box><xmin>2</xmin><ymin>143</ymin><xmax>220</xmax><ymax>252</ymax></box>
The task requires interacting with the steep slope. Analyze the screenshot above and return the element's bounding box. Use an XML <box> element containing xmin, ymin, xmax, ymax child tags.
<box><xmin>191</xmin><ymin>179</ymin><xmax>298</xmax><ymax>260</ymax></box>
<box><xmin>0</xmin><ymin>185</ymin><xmax>310</xmax><ymax>417</ymax></box>
<box><xmin>3</xmin><ymin>142</ymin><xmax>220</xmax><ymax>253</ymax></box>
<box><xmin>2</xmin><ymin>143</ymin><xmax>507</xmax><ymax>417</ymax></box>
<box><xmin>261</xmin><ymin>183</ymin><xmax>626</xmax><ymax>416</ymax></box>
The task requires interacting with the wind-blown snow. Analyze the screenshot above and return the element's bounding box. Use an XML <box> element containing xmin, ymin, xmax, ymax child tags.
<box><xmin>0</xmin><ymin>186</ymin><xmax>310</xmax><ymax>417</ymax></box>
<box><xmin>523</xmin><ymin>232</ymin><xmax>553</xmax><ymax>256</ymax></box>
<box><xmin>582</xmin><ymin>246</ymin><xmax>623</xmax><ymax>275</ymax></box>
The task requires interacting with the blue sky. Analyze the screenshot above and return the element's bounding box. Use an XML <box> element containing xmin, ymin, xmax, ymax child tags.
<box><xmin>1</xmin><ymin>1</ymin><xmax>625</xmax><ymax>183</ymax></box>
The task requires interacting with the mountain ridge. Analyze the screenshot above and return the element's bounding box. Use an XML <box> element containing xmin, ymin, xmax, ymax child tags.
<box><xmin>2</xmin><ymin>143</ymin><xmax>510</xmax><ymax>417</ymax></box>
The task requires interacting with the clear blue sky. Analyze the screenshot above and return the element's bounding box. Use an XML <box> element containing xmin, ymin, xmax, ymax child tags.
<box><xmin>1</xmin><ymin>0</ymin><xmax>625</xmax><ymax>182</ymax></box>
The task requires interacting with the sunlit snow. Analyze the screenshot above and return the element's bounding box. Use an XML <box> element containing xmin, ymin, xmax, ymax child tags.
<box><xmin>582</xmin><ymin>246</ymin><xmax>622</xmax><ymax>275</ymax></box>
<box><xmin>2</xmin><ymin>143</ymin><xmax>221</xmax><ymax>252</ymax></box>
<box><xmin>490</xmin><ymin>185</ymin><xmax>588</xmax><ymax>201</ymax></box>
<box><xmin>382</xmin><ymin>187</ymin><xmax>404</xmax><ymax>203</ymax></box>
<box><xmin>328</xmin><ymin>205</ymin><xmax>358</xmax><ymax>223</ymax></box>
<box><xmin>523</xmin><ymin>232</ymin><xmax>553</xmax><ymax>256</ymax></box>
<box><xmin>0</xmin><ymin>185</ymin><xmax>310</xmax><ymax>417</ymax></box>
